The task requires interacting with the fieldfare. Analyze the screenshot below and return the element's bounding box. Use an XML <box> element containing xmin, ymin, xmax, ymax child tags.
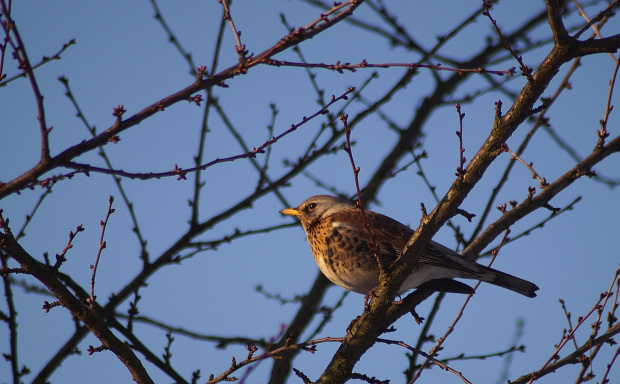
<box><xmin>280</xmin><ymin>195</ymin><xmax>538</xmax><ymax>297</ymax></box>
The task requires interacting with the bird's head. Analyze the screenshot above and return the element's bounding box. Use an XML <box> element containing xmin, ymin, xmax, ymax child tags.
<box><xmin>280</xmin><ymin>195</ymin><xmax>350</xmax><ymax>227</ymax></box>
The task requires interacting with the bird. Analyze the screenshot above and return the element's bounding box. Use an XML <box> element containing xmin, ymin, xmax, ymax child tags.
<box><xmin>280</xmin><ymin>195</ymin><xmax>538</xmax><ymax>298</ymax></box>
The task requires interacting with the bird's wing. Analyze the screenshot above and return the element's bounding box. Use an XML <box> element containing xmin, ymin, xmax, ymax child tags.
<box><xmin>328</xmin><ymin>209</ymin><xmax>403</xmax><ymax>266</ymax></box>
<box><xmin>366</xmin><ymin>211</ymin><xmax>483</xmax><ymax>276</ymax></box>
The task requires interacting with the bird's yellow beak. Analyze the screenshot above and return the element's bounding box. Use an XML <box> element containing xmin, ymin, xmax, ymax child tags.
<box><xmin>280</xmin><ymin>207</ymin><xmax>301</xmax><ymax>216</ymax></box>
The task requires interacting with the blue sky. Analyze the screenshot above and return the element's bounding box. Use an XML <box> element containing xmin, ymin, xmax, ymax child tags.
<box><xmin>1</xmin><ymin>1</ymin><xmax>620</xmax><ymax>383</ymax></box>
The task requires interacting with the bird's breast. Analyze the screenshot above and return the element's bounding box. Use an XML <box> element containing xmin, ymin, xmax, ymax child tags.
<box><xmin>303</xmin><ymin>220</ymin><xmax>381</xmax><ymax>294</ymax></box>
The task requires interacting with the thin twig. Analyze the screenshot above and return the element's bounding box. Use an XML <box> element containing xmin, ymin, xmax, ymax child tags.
<box><xmin>0</xmin><ymin>248</ymin><xmax>20</xmax><ymax>382</ymax></box>
<box><xmin>573</xmin><ymin>0</ymin><xmax>620</xmax><ymax>39</ymax></box>
<box><xmin>15</xmin><ymin>180</ymin><xmax>57</xmax><ymax>240</ymax></box>
<box><xmin>571</xmin><ymin>0</ymin><xmax>618</xmax><ymax>62</ymax></box>
<box><xmin>340</xmin><ymin>114</ymin><xmax>383</xmax><ymax>272</ymax></box>
<box><xmin>218</xmin><ymin>0</ymin><xmax>249</xmax><ymax>62</ymax></box>
<box><xmin>90</xmin><ymin>196</ymin><xmax>115</xmax><ymax>305</ymax></box>
<box><xmin>52</xmin><ymin>225</ymin><xmax>85</xmax><ymax>270</ymax></box>
<box><xmin>0</xmin><ymin>0</ymin><xmax>51</xmax><ymax>160</ymax></box>
<box><xmin>265</xmin><ymin>59</ymin><xmax>515</xmax><ymax>77</ymax></box>
<box><xmin>442</xmin><ymin>343</ymin><xmax>525</xmax><ymax>363</ymax></box>
<box><xmin>558</xmin><ymin>299</ymin><xmax>580</xmax><ymax>350</ymax></box>
<box><xmin>598</xmin><ymin>54</ymin><xmax>620</xmax><ymax>148</ymax></box>
<box><xmin>482</xmin><ymin>0</ymin><xmax>533</xmax><ymax>81</ymax></box>
<box><xmin>149</xmin><ymin>0</ymin><xmax>196</xmax><ymax>72</ymax></box>
<box><xmin>190</xmin><ymin>9</ymin><xmax>228</xmax><ymax>226</ymax></box>
<box><xmin>599</xmin><ymin>346</ymin><xmax>620</xmax><ymax>384</ymax></box>
<box><xmin>377</xmin><ymin>338</ymin><xmax>472</xmax><ymax>383</ymax></box>
<box><xmin>502</xmin><ymin>144</ymin><xmax>548</xmax><ymax>187</ymax></box>
<box><xmin>0</xmin><ymin>39</ymin><xmax>76</xmax><ymax>87</ymax></box>
<box><xmin>455</xmin><ymin>103</ymin><xmax>467</xmax><ymax>178</ymax></box>
<box><xmin>0</xmin><ymin>2</ymin><xmax>10</xmax><ymax>82</ymax></box>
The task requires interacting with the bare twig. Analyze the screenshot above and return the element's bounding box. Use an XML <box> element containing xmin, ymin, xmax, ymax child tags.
<box><xmin>600</xmin><ymin>346</ymin><xmax>620</xmax><ymax>384</ymax></box>
<box><xmin>455</xmin><ymin>103</ymin><xmax>467</xmax><ymax>178</ymax></box>
<box><xmin>218</xmin><ymin>0</ymin><xmax>249</xmax><ymax>62</ymax></box>
<box><xmin>52</xmin><ymin>224</ymin><xmax>85</xmax><ymax>270</ymax></box>
<box><xmin>340</xmin><ymin>114</ymin><xmax>383</xmax><ymax>272</ymax></box>
<box><xmin>15</xmin><ymin>181</ymin><xmax>57</xmax><ymax>240</ymax></box>
<box><xmin>149</xmin><ymin>0</ymin><xmax>197</xmax><ymax>72</ymax></box>
<box><xmin>0</xmin><ymin>247</ymin><xmax>21</xmax><ymax>382</ymax></box>
<box><xmin>377</xmin><ymin>338</ymin><xmax>471</xmax><ymax>383</ymax></box>
<box><xmin>502</xmin><ymin>144</ymin><xmax>548</xmax><ymax>188</ymax></box>
<box><xmin>0</xmin><ymin>39</ymin><xmax>76</xmax><ymax>87</ymax></box>
<box><xmin>482</xmin><ymin>0</ymin><xmax>533</xmax><ymax>81</ymax></box>
<box><xmin>265</xmin><ymin>59</ymin><xmax>515</xmax><ymax>77</ymax></box>
<box><xmin>571</xmin><ymin>0</ymin><xmax>619</xmax><ymax>62</ymax></box>
<box><xmin>558</xmin><ymin>299</ymin><xmax>580</xmax><ymax>350</ymax></box>
<box><xmin>598</xmin><ymin>54</ymin><xmax>619</xmax><ymax>148</ymax></box>
<box><xmin>90</xmin><ymin>196</ymin><xmax>115</xmax><ymax>305</ymax></box>
<box><xmin>573</xmin><ymin>0</ymin><xmax>620</xmax><ymax>39</ymax></box>
<box><xmin>0</xmin><ymin>3</ymin><xmax>9</xmax><ymax>82</ymax></box>
<box><xmin>0</xmin><ymin>0</ymin><xmax>51</xmax><ymax>161</ymax></box>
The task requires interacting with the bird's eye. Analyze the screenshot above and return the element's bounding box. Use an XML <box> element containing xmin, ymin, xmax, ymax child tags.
<box><xmin>307</xmin><ymin>203</ymin><xmax>317</xmax><ymax>211</ymax></box>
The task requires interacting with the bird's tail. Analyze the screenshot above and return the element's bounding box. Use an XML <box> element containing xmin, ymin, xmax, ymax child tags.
<box><xmin>478</xmin><ymin>265</ymin><xmax>539</xmax><ymax>298</ymax></box>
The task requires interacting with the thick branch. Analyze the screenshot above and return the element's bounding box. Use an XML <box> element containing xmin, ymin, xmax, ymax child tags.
<box><xmin>545</xmin><ymin>0</ymin><xmax>570</xmax><ymax>44</ymax></box>
<box><xmin>0</xmin><ymin>232</ymin><xmax>154</xmax><ymax>384</ymax></box>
